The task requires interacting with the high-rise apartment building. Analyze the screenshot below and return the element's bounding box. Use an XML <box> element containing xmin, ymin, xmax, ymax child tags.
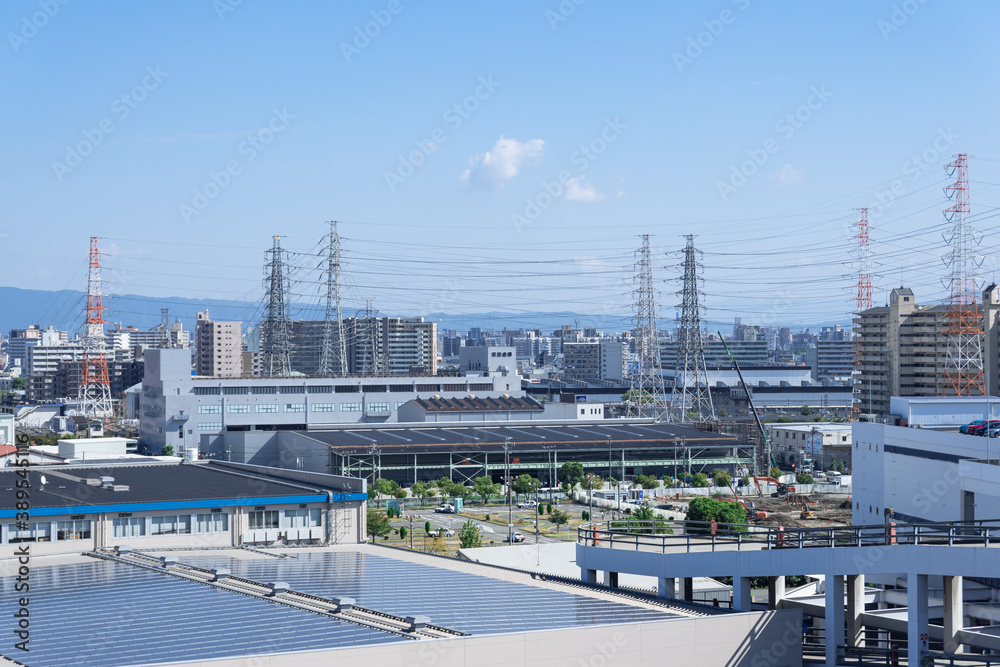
<box><xmin>286</xmin><ymin>317</ymin><xmax>437</xmax><ymax>377</ymax></box>
<box><xmin>853</xmin><ymin>286</ymin><xmax>1000</xmax><ymax>415</ymax></box>
<box><xmin>195</xmin><ymin>311</ymin><xmax>243</xmax><ymax>378</ymax></box>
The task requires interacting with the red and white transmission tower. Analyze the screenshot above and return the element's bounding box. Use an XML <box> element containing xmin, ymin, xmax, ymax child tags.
<box><xmin>851</xmin><ymin>208</ymin><xmax>872</xmax><ymax>420</ymax></box>
<box><xmin>79</xmin><ymin>236</ymin><xmax>113</xmax><ymax>425</ymax></box>
<box><xmin>942</xmin><ymin>154</ymin><xmax>986</xmax><ymax>396</ymax></box>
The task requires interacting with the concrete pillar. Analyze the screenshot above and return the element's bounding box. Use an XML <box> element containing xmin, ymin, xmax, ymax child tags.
<box><xmin>825</xmin><ymin>575</ymin><xmax>845</xmax><ymax>667</ymax></box>
<box><xmin>603</xmin><ymin>571</ymin><xmax>618</xmax><ymax>587</ymax></box>
<box><xmin>847</xmin><ymin>574</ymin><xmax>865</xmax><ymax>648</ymax></box>
<box><xmin>583</xmin><ymin>568</ymin><xmax>597</xmax><ymax>585</ymax></box>
<box><xmin>907</xmin><ymin>573</ymin><xmax>929</xmax><ymax>662</ymax></box>
<box><xmin>682</xmin><ymin>577</ymin><xmax>694</xmax><ymax>602</ymax></box>
<box><xmin>658</xmin><ymin>577</ymin><xmax>676</xmax><ymax>598</ymax></box>
<box><xmin>943</xmin><ymin>575</ymin><xmax>963</xmax><ymax>654</ymax></box>
<box><xmin>732</xmin><ymin>576</ymin><xmax>753</xmax><ymax>612</ymax></box>
<box><xmin>767</xmin><ymin>576</ymin><xmax>785</xmax><ymax>610</ymax></box>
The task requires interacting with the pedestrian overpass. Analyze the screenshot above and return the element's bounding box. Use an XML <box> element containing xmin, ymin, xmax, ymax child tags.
<box><xmin>576</xmin><ymin>519</ymin><xmax>1000</xmax><ymax>665</ymax></box>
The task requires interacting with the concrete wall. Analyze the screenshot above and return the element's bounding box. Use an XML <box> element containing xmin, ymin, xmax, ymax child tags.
<box><xmin>146</xmin><ymin>610</ymin><xmax>803</xmax><ymax>667</ymax></box>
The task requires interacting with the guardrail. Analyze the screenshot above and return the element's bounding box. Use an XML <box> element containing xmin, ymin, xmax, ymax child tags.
<box><xmin>577</xmin><ymin>519</ymin><xmax>1000</xmax><ymax>554</ymax></box>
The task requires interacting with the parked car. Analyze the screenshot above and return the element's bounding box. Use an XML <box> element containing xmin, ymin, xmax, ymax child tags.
<box><xmin>434</xmin><ymin>505</ymin><xmax>455</xmax><ymax>513</ymax></box>
<box><xmin>503</xmin><ymin>532</ymin><xmax>525</xmax><ymax>543</ymax></box>
<box><xmin>430</xmin><ymin>528</ymin><xmax>455</xmax><ymax>537</ymax></box>
<box><xmin>969</xmin><ymin>420</ymin><xmax>1000</xmax><ymax>436</ymax></box>
<box><xmin>984</xmin><ymin>426</ymin><xmax>1000</xmax><ymax>438</ymax></box>
<box><xmin>960</xmin><ymin>419</ymin><xmax>986</xmax><ymax>434</ymax></box>
<box><xmin>517</xmin><ymin>500</ymin><xmax>537</xmax><ymax>509</ymax></box>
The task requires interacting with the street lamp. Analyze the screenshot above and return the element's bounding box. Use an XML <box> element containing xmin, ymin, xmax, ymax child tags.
<box><xmin>503</xmin><ymin>437</ymin><xmax>513</xmax><ymax>545</ymax></box>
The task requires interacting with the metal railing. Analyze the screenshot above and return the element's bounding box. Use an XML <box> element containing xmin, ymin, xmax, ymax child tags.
<box><xmin>577</xmin><ymin>519</ymin><xmax>1000</xmax><ymax>554</ymax></box>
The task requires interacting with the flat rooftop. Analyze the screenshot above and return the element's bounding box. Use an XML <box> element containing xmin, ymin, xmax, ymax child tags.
<box><xmin>0</xmin><ymin>545</ymin><xmax>695</xmax><ymax>666</ymax></box>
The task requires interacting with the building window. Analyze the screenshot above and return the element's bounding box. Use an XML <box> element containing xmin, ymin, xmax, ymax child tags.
<box><xmin>198</xmin><ymin>422</ymin><xmax>222</xmax><ymax>432</ymax></box>
<box><xmin>248</xmin><ymin>510</ymin><xmax>279</xmax><ymax>530</ymax></box>
<box><xmin>194</xmin><ymin>387</ymin><xmax>220</xmax><ymax>395</ymax></box>
<box><xmin>312</xmin><ymin>403</ymin><xmax>335</xmax><ymax>412</ymax></box>
<box><xmin>335</xmin><ymin>385</ymin><xmax>360</xmax><ymax>393</ymax></box>
<box><xmin>416</xmin><ymin>384</ymin><xmax>440</xmax><ymax>392</ymax></box>
<box><xmin>227</xmin><ymin>404</ymin><xmax>250</xmax><ymax>414</ymax></box>
<box><xmin>223</xmin><ymin>387</ymin><xmax>249</xmax><ymax>395</ymax></box>
<box><xmin>470</xmin><ymin>384</ymin><xmax>492</xmax><ymax>391</ymax></box>
<box><xmin>284</xmin><ymin>403</ymin><xmax>306</xmax><ymax>413</ymax></box>
<box><xmin>395</xmin><ymin>402</ymin><xmax>407</xmax><ymax>409</ymax></box>
<box><xmin>112</xmin><ymin>517</ymin><xmax>146</xmax><ymax>538</ymax></box>
<box><xmin>279</xmin><ymin>386</ymin><xmax>305</xmax><ymax>394</ymax></box>
<box><xmin>389</xmin><ymin>385</ymin><xmax>412</xmax><ymax>393</ymax></box>
<box><xmin>284</xmin><ymin>508</ymin><xmax>321</xmax><ymax>528</ymax></box>
<box><xmin>198</xmin><ymin>405</ymin><xmax>222</xmax><ymax>414</ymax></box>
<box><xmin>7</xmin><ymin>522</ymin><xmax>51</xmax><ymax>543</ymax></box>
<box><xmin>443</xmin><ymin>384</ymin><xmax>466</xmax><ymax>392</ymax></box>
<box><xmin>308</xmin><ymin>386</ymin><xmax>333</xmax><ymax>394</ymax></box>
<box><xmin>256</xmin><ymin>404</ymin><xmax>279</xmax><ymax>413</ymax></box>
<box><xmin>362</xmin><ymin>385</ymin><xmax>387</xmax><ymax>393</ymax></box>
<box><xmin>340</xmin><ymin>403</ymin><xmax>362</xmax><ymax>412</ymax></box>
<box><xmin>368</xmin><ymin>402</ymin><xmax>389</xmax><ymax>412</ymax></box>
<box><xmin>57</xmin><ymin>520</ymin><xmax>91</xmax><ymax>541</ymax></box>
<box><xmin>252</xmin><ymin>386</ymin><xmax>277</xmax><ymax>395</ymax></box>
<box><xmin>196</xmin><ymin>513</ymin><xmax>229</xmax><ymax>533</ymax></box>
<box><xmin>151</xmin><ymin>515</ymin><xmax>192</xmax><ymax>535</ymax></box>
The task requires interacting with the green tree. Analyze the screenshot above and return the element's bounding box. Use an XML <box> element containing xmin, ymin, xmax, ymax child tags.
<box><xmin>424</xmin><ymin>520</ymin><xmax>432</xmax><ymax>535</ymax></box>
<box><xmin>473</xmin><ymin>476</ymin><xmax>500</xmax><ymax>504</ymax></box>
<box><xmin>367</xmin><ymin>510</ymin><xmax>391</xmax><ymax>542</ymax></box>
<box><xmin>451</xmin><ymin>484</ymin><xmax>472</xmax><ymax>501</ymax></box>
<box><xmin>12</xmin><ymin>377</ymin><xmax>26</xmax><ymax>391</ymax></box>
<box><xmin>769</xmin><ymin>466</ymin><xmax>782</xmax><ymax>479</ymax></box>
<box><xmin>458</xmin><ymin>520</ymin><xmax>482</xmax><ymax>549</ymax></box>
<box><xmin>621</xmin><ymin>388</ymin><xmax>656</xmax><ymax>404</ymax></box>
<box><xmin>436</xmin><ymin>476</ymin><xmax>455</xmax><ymax>497</ymax></box>
<box><xmin>548</xmin><ymin>508</ymin><xmax>570</xmax><ymax>526</ymax></box>
<box><xmin>394</xmin><ymin>488</ymin><xmax>408</xmax><ymax>499</ymax></box>
<box><xmin>372</xmin><ymin>478</ymin><xmax>399</xmax><ymax>500</ymax></box>
<box><xmin>633</xmin><ymin>474</ymin><xmax>659</xmax><ymax>490</ymax></box>
<box><xmin>712</xmin><ymin>470</ymin><xmax>732</xmax><ymax>488</ymax></box>
<box><xmin>161</xmin><ymin>444</ymin><xmax>174</xmax><ymax>456</ymax></box>
<box><xmin>546</xmin><ymin>502</ymin><xmax>553</xmax><ymax>514</ymax></box>
<box><xmin>691</xmin><ymin>472</ymin><xmax>709</xmax><ymax>488</ymax></box>
<box><xmin>411</xmin><ymin>482</ymin><xmax>428</xmax><ymax>504</ymax></box>
<box><xmin>538</xmin><ymin>503</ymin><xmax>546</xmax><ymax>515</ymax></box>
<box><xmin>685</xmin><ymin>497</ymin><xmax>746</xmax><ymax>534</ymax></box>
<box><xmin>512</xmin><ymin>474</ymin><xmax>536</xmax><ymax>501</ymax></box>
<box><xmin>558</xmin><ymin>461</ymin><xmax>585</xmax><ymax>488</ymax></box>
<box><xmin>717</xmin><ymin>408</ymin><xmax>728</xmax><ymax>417</ymax></box>
<box><xmin>399</xmin><ymin>526</ymin><xmax>406</xmax><ymax>541</ymax></box>
<box><xmin>796</xmin><ymin>473</ymin><xmax>813</xmax><ymax>485</ymax></box>
<box><xmin>800</xmin><ymin>405</ymin><xmax>813</xmax><ymax>416</ymax></box>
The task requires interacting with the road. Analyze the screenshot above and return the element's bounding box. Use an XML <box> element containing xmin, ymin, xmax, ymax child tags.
<box><xmin>392</xmin><ymin>508</ymin><xmax>573</xmax><ymax>545</ymax></box>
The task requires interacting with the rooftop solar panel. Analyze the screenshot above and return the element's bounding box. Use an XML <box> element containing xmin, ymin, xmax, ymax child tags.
<box><xmin>0</xmin><ymin>559</ymin><xmax>404</xmax><ymax>667</ymax></box>
<box><xmin>178</xmin><ymin>550</ymin><xmax>678</xmax><ymax>636</ymax></box>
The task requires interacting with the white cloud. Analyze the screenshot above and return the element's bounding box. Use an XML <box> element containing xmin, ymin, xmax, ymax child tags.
<box><xmin>770</xmin><ymin>164</ymin><xmax>803</xmax><ymax>188</ymax></box>
<box><xmin>564</xmin><ymin>176</ymin><xmax>605</xmax><ymax>202</ymax></box>
<box><xmin>460</xmin><ymin>135</ymin><xmax>544</xmax><ymax>191</ymax></box>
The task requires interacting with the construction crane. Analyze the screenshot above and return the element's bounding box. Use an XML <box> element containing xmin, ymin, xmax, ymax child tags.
<box><xmin>717</xmin><ymin>331</ymin><xmax>775</xmax><ymax>480</ymax></box>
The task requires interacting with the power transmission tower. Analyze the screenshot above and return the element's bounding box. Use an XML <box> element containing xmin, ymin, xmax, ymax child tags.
<box><xmin>627</xmin><ymin>235</ymin><xmax>667</xmax><ymax>419</ymax></box>
<box><xmin>319</xmin><ymin>221</ymin><xmax>348</xmax><ymax>377</ymax></box>
<box><xmin>261</xmin><ymin>235</ymin><xmax>291</xmax><ymax>378</ymax></box>
<box><xmin>79</xmin><ymin>236</ymin><xmax>113</xmax><ymax>427</ymax></box>
<box><xmin>942</xmin><ymin>154</ymin><xmax>986</xmax><ymax>396</ymax></box>
<box><xmin>158</xmin><ymin>308</ymin><xmax>171</xmax><ymax>349</ymax></box>
<box><xmin>851</xmin><ymin>208</ymin><xmax>872</xmax><ymax>421</ymax></box>
<box><xmin>671</xmin><ymin>235</ymin><xmax>714</xmax><ymax>422</ymax></box>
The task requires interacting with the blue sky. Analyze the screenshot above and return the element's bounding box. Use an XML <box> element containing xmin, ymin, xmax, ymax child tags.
<box><xmin>3</xmin><ymin>1</ymin><xmax>1000</xmax><ymax>332</ymax></box>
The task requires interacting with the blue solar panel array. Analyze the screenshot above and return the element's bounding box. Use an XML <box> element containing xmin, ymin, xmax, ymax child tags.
<box><xmin>181</xmin><ymin>551</ymin><xmax>677</xmax><ymax>635</ymax></box>
<box><xmin>0</xmin><ymin>559</ymin><xmax>404</xmax><ymax>667</ymax></box>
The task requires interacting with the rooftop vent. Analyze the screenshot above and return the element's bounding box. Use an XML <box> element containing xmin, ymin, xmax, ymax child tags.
<box><xmin>111</xmin><ymin>485</ymin><xmax>130</xmax><ymax>492</ymax></box>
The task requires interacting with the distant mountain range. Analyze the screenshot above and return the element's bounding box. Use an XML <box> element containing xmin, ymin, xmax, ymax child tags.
<box><xmin>0</xmin><ymin>286</ymin><xmax>846</xmax><ymax>334</ymax></box>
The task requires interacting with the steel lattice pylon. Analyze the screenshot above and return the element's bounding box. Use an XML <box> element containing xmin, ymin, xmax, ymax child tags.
<box><xmin>79</xmin><ymin>236</ymin><xmax>113</xmax><ymax>426</ymax></box>
<box><xmin>671</xmin><ymin>235</ymin><xmax>714</xmax><ymax>422</ymax></box>
<box><xmin>627</xmin><ymin>235</ymin><xmax>667</xmax><ymax>419</ymax></box>
<box><xmin>261</xmin><ymin>235</ymin><xmax>291</xmax><ymax>378</ymax></box>
<box><xmin>941</xmin><ymin>154</ymin><xmax>985</xmax><ymax>397</ymax></box>
<box><xmin>851</xmin><ymin>208</ymin><xmax>872</xmax><ymax>421</ymax></box>
<box><xmin>319</xmin><ymin>221</ymin><xmax>348</xmax><ymax>377</ymax></box>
